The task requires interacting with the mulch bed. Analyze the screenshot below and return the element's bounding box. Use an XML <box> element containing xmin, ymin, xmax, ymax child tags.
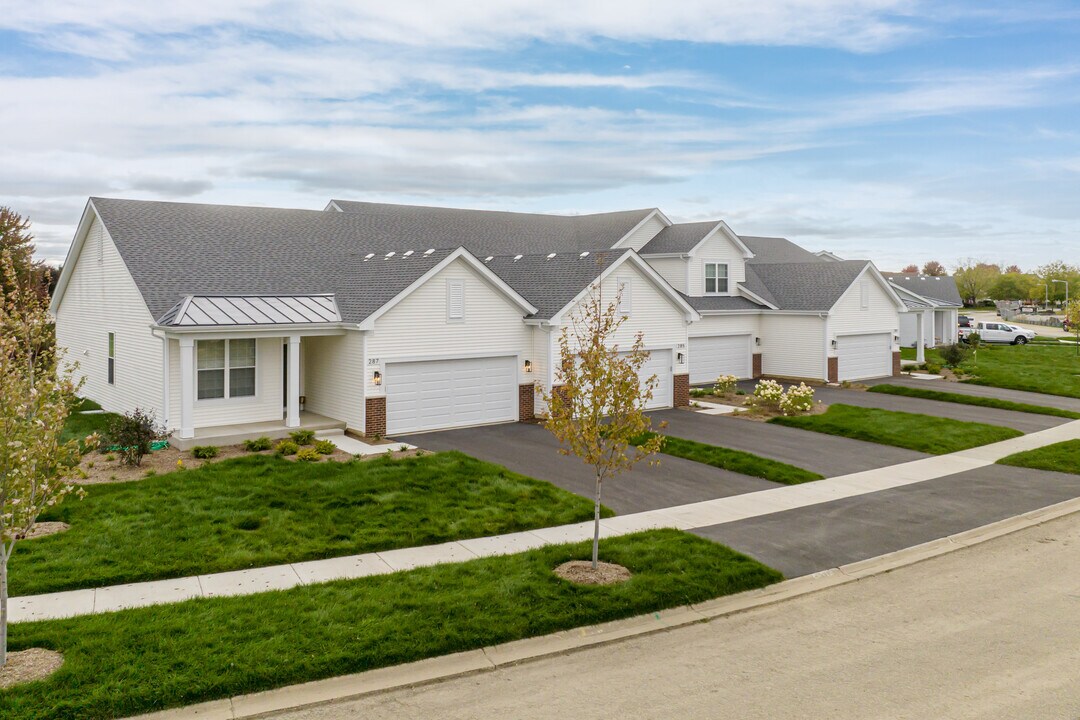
<box><xmin>0</xmin><ymin>649</ymin><xmax>63</xmax><ymax>689</ymax></box>
<box><xmin>554</xmin><ymin>560</ymin><xmax>632</xmax><ymax>585</ymax></box>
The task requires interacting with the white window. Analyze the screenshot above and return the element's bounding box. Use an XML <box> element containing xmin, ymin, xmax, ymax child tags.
<box><xmin>704</xmin><ymin>263</ymin><xmax>728</xmax><ymax>294</ymax></box>
<box><xmin>107</xmin><ymin>332</ymin><xmax>115</xmax><ymax>384</ymax></box>
<box><xmin>860</xmin><ymin>281</ymin><xmax>870</xmax><ymax>310</ymax></box>
<box><xmin>617</xmin><ymin>276</ymin><xmax>632</xmax><ymax>316</ymax></box>
<box><xmin>197</xmin><ymin>339</ymin><xmax>256</xmax><ymax>400</ymax></box>
<box><xmin>447</xmin><ymin>280</ymin><xmax>465</xmax><ymax>321</ymax></box>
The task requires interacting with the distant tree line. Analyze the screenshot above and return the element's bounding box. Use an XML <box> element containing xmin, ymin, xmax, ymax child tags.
<box><xmin>895</xmin><ymin>256</ymin><xmax>1079</xmax><ymax>307</ymax></box>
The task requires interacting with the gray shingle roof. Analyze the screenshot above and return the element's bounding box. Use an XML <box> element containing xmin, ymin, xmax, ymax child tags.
<box><xmin>637</xmin><ymin>221</ymin><xmax>718</xmax><ymax>255</ymax></box>
<box><xmin>482</xmin><ymin>250</ymin><xmax>624</xmax><ymax>320</ymax></box>
<box><xmin>745</xmin><ymin>261</ymin><xmax>871</xmax><ymax>311</ymax></box>
<box><xmin>680</xmin><ymin>293</ymin><xmax>767</xmax><ymax>312</ymax></box>
<box><xmin>740</xmin><ymin>266</ymin><xmax>779</xmax><ymax>308</ymax></box>
<box><xmin>329</xmin><ymin>200</ymin><xmax>655</xmax><ymax>254</ymax></box>
<box><xmin>882</xmin><ymin>273</ymin><xmax>963</xmax><ymax>307</ymax></box>
<box><xmin>741</xmin><ymin>235</ymin><xmax>827</xmax><ymax>264</ymax></box>
<box><xmin>91</xmin><ymin>197</ymin><xmax>646</xmax><ymax>324</ymax></box>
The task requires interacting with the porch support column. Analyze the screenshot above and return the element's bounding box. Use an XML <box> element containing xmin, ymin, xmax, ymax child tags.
<box><xmin>915</xmin><ymin>312</ymin><xmax>926</xmax><ymax>363</ymax></box>
<box><xmin>287</xmin><ymin>335</ymin><xmax>301</xmax><ymax>428</ymax></box>
<box><xmin>179</xmin><ymin>337</ymin><xmax>195</xmax><ymax>439</ymax></box>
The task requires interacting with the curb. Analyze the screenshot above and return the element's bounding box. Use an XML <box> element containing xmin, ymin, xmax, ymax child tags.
<box><xmin>135</xmin><ymin>494</ymin><xmax>1080</xmax><ymax>720</ymax></box>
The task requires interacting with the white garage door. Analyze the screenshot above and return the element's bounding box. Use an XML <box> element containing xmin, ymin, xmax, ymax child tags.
<box><xmin>689</xmin><ymin>335</ymin><xmax>751</xmax><ymax>384</ymax></box>
<box><xmin>385</xmin><ymin>356</ymin><xmax>518</xmax><ymax>434</ymax></box>
<box><xmin>836</xmin><ymin>333</ymin><xmax>892</xmax><ymax>381</ymax></box>
<box><xmin>624</xmin><ymin>349</ymin><xmax>673</xmax><ymax>410</ymax></box>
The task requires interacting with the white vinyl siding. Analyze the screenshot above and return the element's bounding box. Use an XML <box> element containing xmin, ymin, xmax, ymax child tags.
<box><xmin>614</xmin><ymin>214</ymin><xmax>667</xmax><ymax>251</ymax></box>
<box><xmin>836</xmin><ymin>333</ymin><xmax>892</xmax><ymax>380</ymax></box>
<box><xmin>829</xmin><ymin>272</ymin><xmax>899</xmax><ymax>345</ymax></box>
<box><xmin>618</xmin><ymin>276</ymin><xmax>632</xmax><ymax>316</ymax></box>
<box><xmin>899</xmin><ymin>310</ymin><xmax>935</xmax><ymax>348</ymax></box>
<box><xmin>687</xmin><ymin>229</ymin><xmax>747</xmax><ymax>296</ymax></box>
<box><xmin>169</xmin><ymin>336</ymin><xmax>284</xmax><ymax>429</ymax></box>
<box><xmin>643</xmin><ymin>256</ymin><xmax>688</xmax><ymax>293</ymax></box>
<box><xmin>760</xmin><ymin>314</ymin><xmax>826</xmax><ymax>380</ymax></box>
<box><xmin>303</xmin><ymin>332</ymin><xmax>365</xmax><ymax>431</ymax></box>
<box><xmin>54</xmin><ymin>215</ymin><xmax>163</xmax><ymax>418</ymax></box>
<box><xmin>689</xmin><ymin>335</ymin><xmax>752</xmax><ymax>383</ymax></box>
<box><xmin>385</xmin><ymin>356</ymin><xmax>518</xmax><ymax>434</ymax></box>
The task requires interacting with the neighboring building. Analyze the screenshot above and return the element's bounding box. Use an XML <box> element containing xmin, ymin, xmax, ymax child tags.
<box><xmin>51</xmin><ymin>198</ymin><xmax>904</xmax><ymax>445</ymax></box>
<box><xmin>882</xmin><ymin>273</ymin><xmax>964</xmax><ymax>356</ymax></box>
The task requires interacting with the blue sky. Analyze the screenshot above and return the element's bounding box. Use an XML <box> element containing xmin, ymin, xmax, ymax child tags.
<box><xmin>2</xmin><ymin>1</ymin><xmax>1079</xmax><ymax>270</ymax></box>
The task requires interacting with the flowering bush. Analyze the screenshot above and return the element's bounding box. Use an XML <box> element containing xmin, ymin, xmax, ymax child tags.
<box><xmin>713</xmin><ymin>375</ymin><xmax>738</xmax><ymax>395</ymax></box>
<box><xmin>752</xmin><ymin>379</ymin><xmax>784</xmax><ymax>406</ymax></box>
<box><xmin>779</xmin><ymin>383</ymin><xmax>815</xmax><ymax>416</ymax></box>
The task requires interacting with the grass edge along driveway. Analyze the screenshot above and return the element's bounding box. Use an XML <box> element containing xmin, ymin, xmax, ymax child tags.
<box><xmin>634</xmin><ymin>432</ymin><xmax>823</xmax><ymax>485</ymax></box>
<box><xmin>0</xmin><ymin>530</ymin><xmax>781</xmax><ymax>720</ymax></box>
<box><xmin>869</xmin><ymin>384</ymin><xmax>1080</xmax><ymax>420</ymax></box>
<box><xmin>769</xmin><ymin>404</ymin><xmax>1023</xmax><ymax>455</ymax></box>
<box><xmin>16</xmin><ymin>451</ymin><xmax>607</xmax><ymax>597</ymax></box>
<box><xmin>997</xmin><ymin>439</ymin><xmax>1080</xmax><ymax>475</ymax></box>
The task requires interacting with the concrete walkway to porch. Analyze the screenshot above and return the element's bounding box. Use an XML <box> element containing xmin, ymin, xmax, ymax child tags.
<box><xmin>11</xmin><ymin>419</ymin><xmax>1080</xmax><ymax>624</ymax></box>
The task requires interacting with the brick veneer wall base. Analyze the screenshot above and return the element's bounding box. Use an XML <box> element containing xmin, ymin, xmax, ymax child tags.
<box><xmin>673</xmin><ymin>373</ymin><xmax>690</xmax><ymax>407</ymax></box>
<box><xmin>827</xmin><ymin>357</ymin><xmax>839</xmax><ymax>384</ymax></box>
<box><xmin>752</xmin><ymin>353</ymin><xmax>762</xmax><ymax>379</ymax></box>
<box><xmin>518</xmin><ymin>383</ymin><xmax>535</xmax><ymax>421</ymax></box>
<box><xmin>892</xmin><ymin>351</ymin><xmax>902</xmax><ymax>377</ymax></box>
<box><xmin>365</xmin><ymin>396</ymin><xmax>386</xmax><ymax>438</ymax></box>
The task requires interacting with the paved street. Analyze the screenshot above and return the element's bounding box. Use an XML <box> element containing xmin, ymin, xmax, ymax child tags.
<box><xmin>265</xmin><ymin>511</ymin><xmax>1080</xmax><ymax>720</ymax></box>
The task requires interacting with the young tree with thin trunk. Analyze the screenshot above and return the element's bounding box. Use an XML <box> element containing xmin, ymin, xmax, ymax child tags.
<box><xmin>0</xmin><ymin>250</ymin><xmax>86</xmax><ymax>667</ymax></box>
<box><xmin>540</xmin><ymin>280</ymin><xmax>664</xmax><ymax>570</ymax></box>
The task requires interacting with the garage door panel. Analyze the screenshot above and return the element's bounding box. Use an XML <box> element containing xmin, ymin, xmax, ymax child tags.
<box><xmin>689</xmin><ymin>335</ymin><xmax>751</xmax><ymax>384</ymax></box>
<box><xmin>629</xmin><ymin>349</ymin><xmax>672</xmax><ymax>410</ymax></box>
<box><xmin>836</xmin><ymin>333</ymin><xmax>891</xmax><ymax>381</ymax></box>
<box><xmin>386</xmin><ymin>356</ymin><xmax>518</xmax><ymax>434</ymax></box>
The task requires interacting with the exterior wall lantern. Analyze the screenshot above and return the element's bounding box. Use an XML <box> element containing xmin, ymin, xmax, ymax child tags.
<box><xmin>676</xmin><ymin>352</ymin><xmax>686</xmax><ymax>365</ymax></box>
<box><xmin>754</xmin><ymin>336</ymin><xmax>761</xmax><ymax>346</ymax></box>
<box><xmin>524</xmin><ymin>359</ymin><xmax>533</xmax><ymax>373</ymax></box>
<box><xmin>830</xmin><ymin>339</ymin><xmax>837</xmax><ymax>349</ymax></box>
<box><xmin>372</xmin><ymin>370</ymin><xmax>382</xmax><ymax>386</ymax></box>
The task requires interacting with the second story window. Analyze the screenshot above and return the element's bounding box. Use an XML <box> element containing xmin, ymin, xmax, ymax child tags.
<box><xmin>704</xmin><ymin>263</ymin><xmax>728</xmax><ymax>294</ymax></box>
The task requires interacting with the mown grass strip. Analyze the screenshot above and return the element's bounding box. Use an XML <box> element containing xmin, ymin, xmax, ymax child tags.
<box><xmin>16</xmin><ymin>452</ymin><xmax>605</xmax><ymax>596</ymax></box>
<box><xmin>769</xmin><ymin>404</ymin><xmax>1022</xmax><ymax>455</ymax></box>
<box><xmin>869</xmin><ymin>384</ymin><xmax>1080</xmax><ymax>420</ymax></box>
<box><xmin>997</xmin><ymin>439</ymin><xmax>1080</xmax><ymax>475</ymax></box>
<box><xmin>633</xmin><ymin>432</ymin><xmax>822</xmax><ymax>485</ymax></box>
<box><xmin>1</xmin><ymin>530</ymin><xmax>781</xmax><ymax>720</ymax></box>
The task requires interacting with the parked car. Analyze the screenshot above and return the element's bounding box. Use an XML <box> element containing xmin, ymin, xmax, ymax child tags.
<box><xmin>959</xmin><ymin>321</ymin><xmax>1036</xmax><ymax>345</ymax></box>
<box><xmin>958</xmin><ymin>315</ymin><xmax>972</xmax><ymax>328</ymax></box>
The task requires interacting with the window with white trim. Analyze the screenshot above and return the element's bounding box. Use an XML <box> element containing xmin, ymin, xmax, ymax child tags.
<box><xmin>107</xmin><ymin>332</ymin><xmax>115</xmax><ymax>384</ymax></box>
<box><xmin>704</xmin><ymin>263</ymin><xmax>728</xmax><ymax>294</ymax></box>
<box><xmin>617</xmin><ymin>276</ymin><xmax>632</xmax><ymax>316</ymax></box>
<box><xmin>447</xmin><ymin>279</ymin><xmax>465</xmax><ymax>321</ymax></box>
<box><xmin>197</xmin><ymin>339</ymin><xmax>256</xmax><ymax>400</ymax></box>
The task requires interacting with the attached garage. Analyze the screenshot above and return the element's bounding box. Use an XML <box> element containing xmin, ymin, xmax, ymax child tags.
<box><xmin>630</xmin><ymin>349</ymin><xmax>673</xmax><ymax>410</ymax></box>
<box><xmin>385</xmin><ymin>355</ymin><xmax>518</xmax><ymax>434</ymax></box>
<box><xmin>688</xmin><ymin>335</ymin><xmax>751</xmax><ymax>384</ymax></box>
<box><xmin>836</xmin><ymin>333</ymin><xmax>892</xmax><ymax>381</ymax></box>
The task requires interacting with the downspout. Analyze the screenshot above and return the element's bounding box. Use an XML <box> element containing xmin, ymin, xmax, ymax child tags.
<box><xmin>151</xmin><ymin>327</ymin><xmax>171</xmax><ymax>430</ymax></box>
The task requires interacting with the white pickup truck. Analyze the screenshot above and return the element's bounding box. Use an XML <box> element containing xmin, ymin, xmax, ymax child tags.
<box><xmin>958</xmin><ymin>321</ymin><xmax>1036</xmax><ymax>345</ymax></box>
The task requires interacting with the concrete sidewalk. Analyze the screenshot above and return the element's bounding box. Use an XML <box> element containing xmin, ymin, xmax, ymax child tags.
<box><xmin>12</xmin><ymin>419</ymin><xmax>1080</xmax><ymax>624</ymax></box>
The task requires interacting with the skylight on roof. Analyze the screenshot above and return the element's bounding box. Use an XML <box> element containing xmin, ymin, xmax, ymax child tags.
<box><xmin>547</xmin><ymin>253</ymin><xmax>556</xmax><ymax>259</ymax></box>
<box><xmin>424</xmin><ymin>249</ymin><xmax>435</xmax><ymax>255</ymax></box>
<box><xmin>580</xmin><ymin>251</ymin><xmax>590</xmax><ymax>258</ymax></box>
<box><xmin>513</xmin><ymin>254</ymin><xmax>523</xmax><ymax>262</ymax></box>
<box><xmin>403</xmin><ymin>250</ymin><xmax>414</xmax><ymax>257</ymax></box>
<box><xmin>385</xmin><ymin>251</ymin><xmax>395</xmax><ymax>258</ymax></box>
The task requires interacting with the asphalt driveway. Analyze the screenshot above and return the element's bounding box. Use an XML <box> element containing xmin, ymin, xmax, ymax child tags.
<box><xmin>693</xmin><ymin>463</ymin><xmax>1080</xmax><ymax>578</ymax></box>
<box><xmin>649</xmin><ymin>409</ymin><xmax>926</xmax><ymax>477</ymax></box>
<box><xmin>810</xmin><ymin>385</ymin><xmax>1067</xmax><ymax>433</ymax></box>
<box><xmin>397</xmin><ymin>422</ymin><xmax>780</xmax><ymax>515</ymax></box>
<box><xmin>867</xmin><ymin>376</ymin><xmax>1080</xmax><ymax>413</ymax></box>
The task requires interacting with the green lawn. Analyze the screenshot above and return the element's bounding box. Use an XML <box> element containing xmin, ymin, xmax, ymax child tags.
<box><xmin>634</xmin><ymin>432</ymin><xmax>823</xmax><ymax>485</ymax></box>
<box><xmin>15</xmin><ymin>452</ymin><xmax>605</xmax><ymax>596</ymax></box>
<box><xmin>957</xmin><ymin>343</ymin><xmax>1080</xmax><ymax>399</ymax></box>
<box><xmin>59</xmin><ymin>405</ymin><xmax>117</xmax><ymax>447</ymax></box>
<box><xmin>869</xmin><ymin>384</ymin><xmax>1080</xmax><ymax>420</ymax></box>
<box><xmin>997</xmin><ymin>439</ymin><xmax>1080</xmax><ymax>474</ymax></box>
<box><xmin>769</xmin><ymin>404</ymin><xmax>1022</xmax><ymax>454</ymax></box>
<box><xmin>0</xmin><ymin>530</ymin><xmax>781</xmax><ymax>720</ymax></box>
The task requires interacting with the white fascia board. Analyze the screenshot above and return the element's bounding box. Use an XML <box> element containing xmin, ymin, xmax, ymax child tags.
<box><xmin>357</xmin><ymin>247</ymin><xmax>538</xmax><ymax>331</ymax></box>
<box><xmin>610</xmin><ymin>208</ymin><xmax>672</xmax><ymax>249</ymax></box>
<box><xmin>890</xmin><ymin>282</ymin><xmax>941</xmax><ymax>310</ymax></box>
<box><xmin>549</xmin><ymin>250</ymin><xmax>700</xmax><ymax>323</ymax></box>
<box><xmin>695</xmin><ymin>309</ymin><xmax>766</xmax><ymax>316</ymax></box>
<box><xmin>153</xmin><ymin>324</ymin><xmax>348</xmax><ymax>339</ymax></box>
<box><xmin>323</xmin><ymin>200</ymin><xmax>344</xmax><ymax>212</ymax></box>
<box><xmin>687</xmin><ymin>220</ymin><xmax>754</xmax><ymax>259</ymax></box>
<box><xmin>638</xmin><ymin>252</ymin><xmax>690</xmax><ymax>259</ymax></box>
<box><xmin>735</xmin><ymin>285</ymin><xmax>779</xmax><ymax>310</ymax></box>
<box><xmin>48</xmin><ymin>198</ymin><xmax>97</xmax><ymax>315</ymax></box>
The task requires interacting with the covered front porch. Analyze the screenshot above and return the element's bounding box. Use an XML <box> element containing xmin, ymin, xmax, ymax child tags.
<box><xmin>153</xmin><ymin>294</ymin><xmax>356</xmax><ymax>448</ymax></box>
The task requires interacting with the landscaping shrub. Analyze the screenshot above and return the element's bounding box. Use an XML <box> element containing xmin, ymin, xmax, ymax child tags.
<box><xmin>964</xmin><ymin>332</ymin><xmax>982</xmax><ymax>348</ymax></box>
<box><xmin>938</xmin><ymin>343</ymin><xmax>971</xmax><ymax>368</ymax></box>
<box><xmin>314</xmin><ymin>439</ymin><xmax>336</xmax><ymax>455</ymax></box>
<box><xmin>275</xmin><ymin>440</ymin><xmax>299</xmax><ymax>456</ymax></box>
<box><xmin>243</xmin><ymin>436</ymin><xmax>273</xmax><ymax>452</ymax></box>
<box><xmin>751</xmin><ymin>379</ymin><xmax>784</xmax><ymax>406</ymax></box>
<box><xmin>106</xmin><ymin>408</ymin><xmax>163</xmax><ymax>466</ymax></box>
<box><xmin>191</xmin><ymin>445</ymin><xmax>219</xmax><ymax>460</ymax></box>
<box><xmin>295</xmin><ymin>447</ymin><xmax>322</xmax><ymax>462</ymax></box>
<box><xmin>690</xmin><ymin>388</ymin><xmax>709</xmax><ymax>398</ymax></box>
<box><xmin>925</xmin><ymin>362</ymin><xmax>942</xmax><ymax>375</ymax></box>
<box><xmin>712</xmin><ymin>374</ymin><xmax>738</xmax><ymax>395</ymax></box>
<box><xmin>289</xmin><ymin>429</ymin><xmax>316</xmax><ymax>445</ymax></box>
<box><xmin>778</xmin><ymin>382</ymin><xmax>815</xmax><ymax>415</ymax></box>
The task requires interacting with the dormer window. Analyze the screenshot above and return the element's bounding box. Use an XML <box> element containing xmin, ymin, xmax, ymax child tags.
<box><xmin>704</xmin><ymin>263</ymin><xmax>728</xmax><ymax>294</ymax></box>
